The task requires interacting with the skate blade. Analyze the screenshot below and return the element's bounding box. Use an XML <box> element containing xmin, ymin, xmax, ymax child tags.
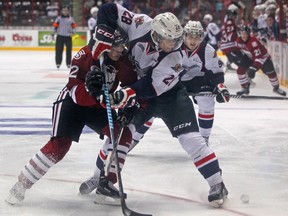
<box><xmin>210</xmin><ymin>197</ymin><xmax>228</xmax><ymax>208</ymax></box>
<box><xmin>94</xmin><ymin>194</ymin><xmax>121</xmax><ymax>206</ymax></box>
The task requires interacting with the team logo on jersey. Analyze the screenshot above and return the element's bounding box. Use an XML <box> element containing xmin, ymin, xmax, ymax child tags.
<box><xmin>74</xmin><ymin>49</ymin><xmax>85</xmax><ymax>60</ymax></box>
<box><xmin>218</xmin><ymin>60</ymin><xmax>223</xmax><ymax>68</ymax></box>
<box><xmin>171</xmin><ymin>63</ymin><xmax>182</xmax><ymax>73</ymax></box>
<box><xmin>105</xmin><ymin>65</ymin><xmax>118</xmax><ymax>89</ymax></box>
<box><xmin>134</xmin><ymin>16</ymin><xmax>144</xmax><ymax>28</ymax></box>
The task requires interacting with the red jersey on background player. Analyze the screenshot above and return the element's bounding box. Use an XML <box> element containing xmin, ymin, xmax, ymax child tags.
<box><xmin>235</xmin><ymin>25</ymin><xmax>286</xmax><ymax>96</ymax></box>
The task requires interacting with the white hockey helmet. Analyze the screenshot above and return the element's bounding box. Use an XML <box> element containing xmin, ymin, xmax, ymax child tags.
<box><xmin>184</xmin><ymin>21</ymin><xmax>204</xmax><ymax>37</ymax></box>
<box><xmin>227</xmin><ymin>4</ymin><xmax>238</xmax><ymax>18</ymax></box>
<box><xmin>151</xmin><ymin>12</ymin><xmax>183</xmax><ymax>50</ymax></box>
<box><xmin>203</xmin><ymin>14</ymin><xmax>213</xmax><ymax>22</ymax></box>
<box><xmin>228</xmin><ymin>4</ymin><xmax>238</xmax><ymax>12</ymax></box>
<box><xmin>265</xmin><ymin>4</ymin><xmax>277</xmax><ymax>15</ymax></box>
<box><xmin>266</xmin><ymin>0</ymin><xmax>277</xmax><ymax>6</ymax></box>
<box><xmin>90</xmin><ymin>6</ymin><xmax>98</xmax><ymax>15</ymax></box>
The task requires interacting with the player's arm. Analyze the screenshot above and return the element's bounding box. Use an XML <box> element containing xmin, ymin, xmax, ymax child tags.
<box><xmin>130</xmin><ymin>71</ymin><xmax>157</xmax><ymax>99</ymax></box>
<box><xmin>205</xmin><ymin>44</ymin><xmax>225</xmax><ymax>85</ymax></box>
<box><xmin>204</xmin><ymin>45</ymin><xmax>230</xmax><ymax>103</ymax></box>
<box><xmin>87</xmin><ymin>3</ymin><xmax>119</xmax><ymax>60</ymax></box>
<box><xmin>66</xmin><ymin>47</ymin><xmax>103</xmax><ymax>107</ymax></box>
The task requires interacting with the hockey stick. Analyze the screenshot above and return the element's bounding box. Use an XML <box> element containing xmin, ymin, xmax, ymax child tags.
<box><xmin>104</xmin><ymin>124</ymin><xmax>124</xmax><ymax>176</ymax></box>
<box><xmin>189</xmin><ymin>93</ymin><xmax>288</xmax><ymax>100</ymax></box>
<box><xmin>100</xmin><ymin>55</ymin><xmax>152</xmax><ymax>216</ymax></box>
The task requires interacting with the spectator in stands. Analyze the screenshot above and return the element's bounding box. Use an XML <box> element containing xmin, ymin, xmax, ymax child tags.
<box><xmin>266</xmin><ymin>14</ymin><xmax>279</xmax><ymax>41</ymax></box>
<box><xmin>254</xmin><ymin>4</ymin><xmax>268</xmax><ymax>44</ymax></box>
<box><xmin>203</xmin><ymin>14</ymin><xmax>221</xmax><ymax>50</ymax></box>
<box><xmin>88</xmin><ymin>6</ymin><xmax>98</xmax><ymax>39</ymax></box>
<box><xmin>52</xmin><ymin>6</ymin><xmax>76</xmax><ymax>69</ymax></box>
<box><xmin>141</xmin><ymin>0</ymin><xmax>153</xmax><ymax>17</ymax></box>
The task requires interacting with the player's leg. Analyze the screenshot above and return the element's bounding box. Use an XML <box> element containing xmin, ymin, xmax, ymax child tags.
<box><xmin>80</xmin><ymin>109</ymin><xmax>133</xmax><ymax>204</ymax></box>
<box><xmin>94</xmin><ymin>123</ymin><xmax>133</xmax><ymax>205</ymax></box>
<box><xmin>128</xmin><ymin>117</ymin><xmax>155</xmax><ymax>152</ymax></box>
<box><xmin>262</xmin><ymin>59</ymin><xmax>286</xmax><ymax>96</ymax></box>
<box><xmin>236</xmin><ymin>66</ymin><xmax>250</xmax><ymax>95</ymax></box>
<box><xmin>6</xmin><ymin>93</ymin><xmax>84</xmax><ymax>205</ymax></box>
<box><xmin>65</xmin><ymin>37</ymin><xmax>72</xmax><ymax>68</ymax></box>
<box><xmin>55</xmin><ymin>35</ymin><xmax>64</xmax><ymax>69</ymax></box>
<box><xmin>79</xmin><ymin>138</ymin><xmax>109</xmax><ymax>195</ymax></box>
<box><xmin>155</xmin><ymin>86</ymin><xmax>228</xmax><ymax>207</ymax></box>
<box><xmin>194</xmin><ymin>95</ymin><xmax>215</xmax><ymax>145</ymax></box>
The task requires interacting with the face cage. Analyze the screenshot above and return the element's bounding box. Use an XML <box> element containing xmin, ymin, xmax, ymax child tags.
<box><xmin>112</xmin><ymin>43</ymin><xmax>130</xmax><ymax>55</ymax></box>
<box><xmin>152</xmin><ymin>31</ymin><xmax>183</xmax><ymax>50</ymax></box>
<box><xmin>184</xmin><ymin>32</ymin><xmax>204</xmax><ymax>40</ymax></box>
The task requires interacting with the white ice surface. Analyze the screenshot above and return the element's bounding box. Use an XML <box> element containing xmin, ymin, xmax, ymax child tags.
<box><xmin>0</xmin><ymin>51</ymin><xmax>288</xmax><ymax>216</ymax></box>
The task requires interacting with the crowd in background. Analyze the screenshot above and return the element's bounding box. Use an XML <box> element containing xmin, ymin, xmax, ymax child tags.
<box><xmin>250</xmin><ymin>0</ymin><xmax>281</xmax><ymax>42</ymax></box>
<box><xmin>85</xmin><ymin>0</ymin><xmax>285</xmax><ymax>43</ymax></box>
<box><xmin>0</xmin><ymin>0</ymin><xmax>287</xmax><ymax>42</ymax></box>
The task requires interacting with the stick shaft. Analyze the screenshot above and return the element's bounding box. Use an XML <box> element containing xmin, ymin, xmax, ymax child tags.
<box><xmin>189</xmin><ymin>93</ymin><xmax>288</xmax><ymax>100</ymax></box>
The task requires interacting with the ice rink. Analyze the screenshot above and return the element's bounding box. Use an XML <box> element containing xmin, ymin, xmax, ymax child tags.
<box><xmin>0</xmin><ymin>50</ymin><xmax>288</xmax><ymax>216</ymax></box>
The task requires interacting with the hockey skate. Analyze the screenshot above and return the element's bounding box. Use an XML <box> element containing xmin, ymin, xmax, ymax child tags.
<box><xmin>79</xmin><ymin>176</ymin><xmax>100</xmax><ymax>195</ymax></box>
<box><xmin>273</xmin><ymin>87</ymin><xmax>287</xmax><ymax>96</ymax></box>
<box><xmin>128</xmin><ymin>139</ymin><xmax>139</xmax><ymax>152</ymax></box>
<box><xmin>236</xmin><ymin>84</ymin><xmax>250</xmax><ymax>95</ymax></box>
<box><xmin>94</xmin><ymin>176</ymin><xmax>126</xmax><ymax>206</ymax></box>
<box><xmin>5</xmin><ymin>181</ymin><xmax>26</xmax><ymax>206</ymax></box>
<box><xmin>208</xmin><ymin>182</ymin><xmax>228</xmax><ymax>207</ymax></box>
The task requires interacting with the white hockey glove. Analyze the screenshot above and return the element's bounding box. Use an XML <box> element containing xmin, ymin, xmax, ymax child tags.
<box><xmin>214</xmin><ymin>83</ymin><xmax>230</xmax><ymax>103</ymax></box>
<box><xmin>100</xmin><ymin>87</ymin><xmax>137</xmax><ymax>109</ymax></box>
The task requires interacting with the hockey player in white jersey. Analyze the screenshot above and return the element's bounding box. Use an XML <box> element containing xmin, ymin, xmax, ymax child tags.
<box><xmin>126</xmin><ymin>21</ymin><xmax>229</xmax><ymax>148</ymax></box>
<box><xmin>181</xmin><ymin>20</ymin><xmax>229</xmax><ymax>145</ymax></box>
<box><xmin>80</xmin><ymin>3</ymin><xmax>229</xmax><ymax>207</ymax></box>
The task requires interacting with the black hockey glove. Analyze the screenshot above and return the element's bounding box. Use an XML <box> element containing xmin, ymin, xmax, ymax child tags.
<box><xmin>117</xmin><ymin>103</ymin><xmax>139</xmax><ymax>126</ymax></box>
<box><xmin>91</xmin><ymin>24</ymin><xmax>115</xmax><ymax>60</ymax></box>
<box><xmin>100</xmin><ymin>87</ymin><xmax>137</xmax><ymax>109</ymax></box>
<box><xmin>247</xmin><ymin>66</ymin><xmax>257</xmax><ymax>79</ymax></box>
<box><xmin>214</xmin><ymin>83</ymin><xmax>230</xmax><ymax>103</ymax></box>
<box><xmin>229</xmin><ymin>52</ymin><xmax>238</xmax><ymax>63</ymax></box>
<box><xmin>85</xmin><ymin>70</ymin><xmax>104</xmax><ymax>98</ymax></box>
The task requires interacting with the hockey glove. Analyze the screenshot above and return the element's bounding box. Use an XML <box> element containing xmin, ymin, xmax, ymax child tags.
<box><xmin>91</xmin><ymin>24</ymin><xmax>115</xmax><ymax>60</ymax></box>
<box><xmin>85</xmin><ymin>70</ymin><xmax>104</xmax><ymax>98</ymax></box>
<box><xmin>214</xmin><ymin>83</ymin><xmax>230</xmax><ymax>103</ymax></box>
<box><xmin>117</xmin><ymin>103</ymin><xmax>139</xmax><ymax>126</ymax></box>
<box><xmin>229</xmin><ymin>52</ymin><xmax>238</xmax><ymax>63</ymax></box>
<box><xmin>100</xmin><ymin>87</ymin><xmax>137</xmax><ymax>109</ymax></box>
<box><xmin>247</xmin><ymin>66</ymin><xmax>257</xmax><ymax>79</ymax></box>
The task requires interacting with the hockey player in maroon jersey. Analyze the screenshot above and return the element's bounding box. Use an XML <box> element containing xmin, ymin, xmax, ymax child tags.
<box><xmin>235</xmin><ymin>25</ymin><xmax>286</xmax><ymax>96</ymax></box>
<box><xmin>80</xmin><ymin>2</ymin><xmax>229</xmax><ymax>208</ymax></box>
<box><xmin>6</xmin><ymin>30</ymin><xmax>137</xmax><ymax>206</ymax></box>
<box><xmin>220</xmin><ymin>4</ymin><xmax>254</xmax><ymax>85</ymax></box>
